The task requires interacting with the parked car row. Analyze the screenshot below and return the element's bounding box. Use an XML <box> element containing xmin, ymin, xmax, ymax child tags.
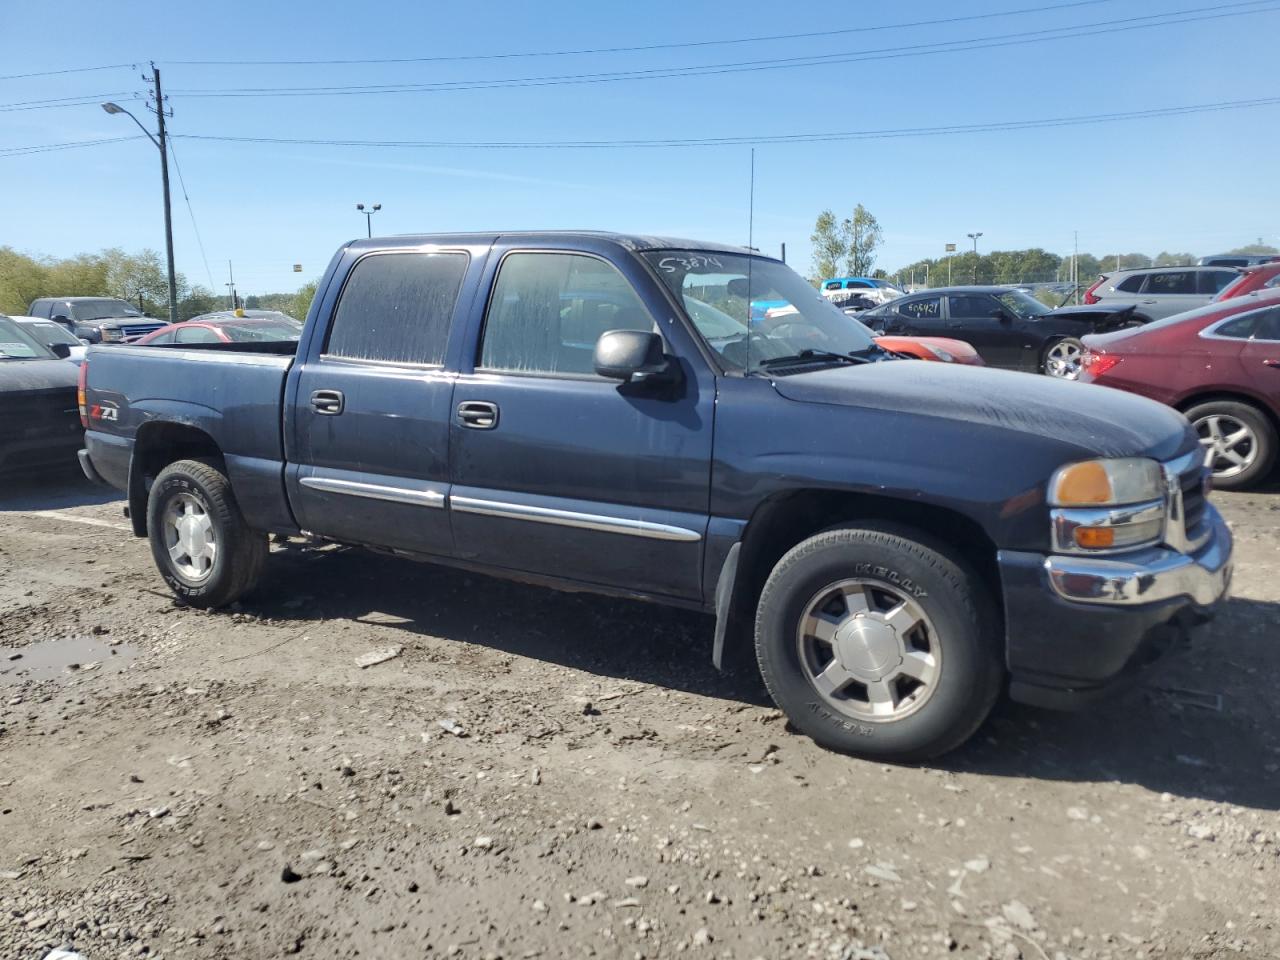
<box><xmin>0</xmin><ymin>314</ymin><xmax>82</xmax><ymax>476</ymax></box>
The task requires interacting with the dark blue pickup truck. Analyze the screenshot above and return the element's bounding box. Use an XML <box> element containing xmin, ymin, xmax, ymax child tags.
<box><xmin>79</xmin><ymin>232</ymin><xmax>1233</xmax><ymax>760</ymax></box>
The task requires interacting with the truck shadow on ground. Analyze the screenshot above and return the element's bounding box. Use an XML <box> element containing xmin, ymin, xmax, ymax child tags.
<box><xmin>248</xmin><ymin>542</ymin><xmax>1280</xmax><ymax>811</ymax></box>
<box><xmin>0</xmin><ymin>466</ymin><xmax>121</xmax><ymax>511</ymax></box>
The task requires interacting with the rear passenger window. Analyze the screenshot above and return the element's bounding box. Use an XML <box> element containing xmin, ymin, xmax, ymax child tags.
<box><xmin>1146</xmin><ymin>271</ymin><xmax>1195</xmax><ymax>295</ymax></box>
<box><xmin>1253</xmin><ymin>308</ymin><xmax>1280</xmax><ymax>341</ymax></box>
<box><xmin>176</xmin><ymin>326</ymin><xmax>221</xmax><ymax>344</ymax></box>
<box><xmin>326</xmin><ymin>252</ymin><xmax>469</xmax><ymax>365</ymax></box>
<box><xmin>1199</xmin><ymin>270</ymin><xmax>1237</xmax><ymax>294</ymax></box>
<box><xmin>1213</xmin><ymin>314</ymin><xmax>1259</xmax><ymax>339</ymax></box>
<box><xmin>1116</xmin><ymin>275</ymin><xmax>1146</xmax><ymax>293</ymax></box>
<box><xmin>898</xmin><ymin>297</ymin><xmax>941</xmax><ymax>320</ymax></box>
<box><xmin>479</xmin><ymin>253</ymin><xmax>653</xmax><ymax>376</ymax></box>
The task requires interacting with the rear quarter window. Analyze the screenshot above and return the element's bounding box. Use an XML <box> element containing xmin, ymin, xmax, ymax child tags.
<box><xmin>325</xmin><ymin>251</ymin><xmax>469</xmax><ymax>365</ymax></box>
<box><xmin>1115</xmin><ymin>275</ymin><xmax>1146</xmax><ymax>293</ymax></box>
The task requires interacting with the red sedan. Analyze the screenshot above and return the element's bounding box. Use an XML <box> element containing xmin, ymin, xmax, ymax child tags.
<box><xmin>1215</xmin><ymin>261</ymin><xmax>1280</xmax><ymax>302</ymax></box>
<box><xmin>134</xmin><ymin>311</ymin><xmax>302</xmax><ymax>346</ymax></box>
<box><xmin>1080</xmin><ymin>289</ymin><xmax>1280</xmax><ymax>489</ymax></box>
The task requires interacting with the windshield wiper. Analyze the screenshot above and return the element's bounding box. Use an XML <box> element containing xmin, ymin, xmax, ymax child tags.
<box><xmin>756</xmin><ymin>348</ymin><xmax>876</xmax><ymax>369</ymax></box>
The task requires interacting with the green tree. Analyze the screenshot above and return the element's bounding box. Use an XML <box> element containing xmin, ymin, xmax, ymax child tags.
<box><xmin>178</xmin><ymin>285</ymin><xmax>221</xmax><ymax>321</ymax></box>
<box><xmin>101</xmin><ymin>248</ymin><xmax>187</xmax><ymax>312</ymax></box>
<box><xmin>1153</xmin><ymin>251</ymin><xmax>1195</xmax><ymax>267</ymax></box>
<box><xmin>1224</xmin><ymin>241</ymin><xmax>1280</xmax><ymax>255</ymax></box>
<box><xmin>292</xmin><ymin>280</ymin><xmax>319</xmax><ymax>322</ymax></box>
<box><xmin>809</xmin><ymin>210</ymin><xmax>847</xmax><ymax>283</ymax></box>
<box><xmin>843</xmin><ymin>204</ymin><xmax>883</xmax><ymax>277</ymax></box>
<box><xmin>0</xmin><ymin>247</ymin><xmax>49</xmax><ymax>314</ymax></box>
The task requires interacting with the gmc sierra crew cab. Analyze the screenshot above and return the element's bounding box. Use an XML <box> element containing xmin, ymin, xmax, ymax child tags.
<box><xmin>78</xmin><ymin>232</ymin><xmax>1233</xmax><ymax>761</ymax></box>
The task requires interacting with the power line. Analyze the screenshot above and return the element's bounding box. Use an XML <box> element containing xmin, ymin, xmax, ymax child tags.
<box><xmin>0</xmin><ymin>63</ymin><xmax>136</xmax><ymax>81</ymax></box>
<box><xmin>167</xmin><ymin>96</ymin><xmax>1280</xmax><ymax>149</ymax></box>
<box><xmin>165</xmin><ymin>0</ymin><xmax>1119</xmax><ymax>66</ymax></box>
<box><xmin>0</xmin><ymin>135</ymin><xmax>144</xmax><ymax>157</ymax></box>
<box><xmin>165</xmin><ymin>1</ymin><xmax>1280</xmax><ymax>99</ymax></box>
<box><xmin>165</xmin><ymin>133</ymin><xmax>217</xmax><ymax>291</ymax></box>
<box><xmin>0</xmin><ymin>92</ymin><xmax>141</xmax><ymax>113</ymax></box>
<box><xmin>4</xmin><ymin>95</ymin><xmax>1276</xmax><ymax>160</ymax></box>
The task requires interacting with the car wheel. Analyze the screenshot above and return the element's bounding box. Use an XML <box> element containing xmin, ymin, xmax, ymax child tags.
<box><xmin>1041</xmin><ymin>337</ymin><xmax>1085</xmax><ymax>379</ymax></box>
<box><xmin>754</xmin><ymin>525</ymin><xmax>1002</xmax><ymax>762</ymax></box>
<box><xmin>147</xmin><ymin>458</ymin><xmax>268</xmax><ymax>608</ymax></box>
<box><xmin>1185</xmin><ymin>400</ymin><xmax>1277</xmax><ymax>490</ymax></box>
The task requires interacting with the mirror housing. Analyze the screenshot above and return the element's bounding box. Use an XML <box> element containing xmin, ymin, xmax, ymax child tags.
<box><xmin>49</xmin><ymin>342</ymin><xmax>73</xmax><ymax>359</ymax></box>
<box><xmin>991</xmin><ymin>308</ymin><xmax>1013</xmax><ymax>323</ymax></box>
<box><xmin>593</xmin><ymin>330</ymin><xmax>680</xmax><ymax>385</ymax></box>
<box><xmin>51</xmin><ymin>314</ymin><xmax>71</xmax><ymax>325</ymax></box>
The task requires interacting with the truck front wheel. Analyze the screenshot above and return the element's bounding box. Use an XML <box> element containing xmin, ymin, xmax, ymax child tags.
<box><xmin>147</xmin><ymin>459</ymin><xmax>267</xmax><ymax>608</ymax></box>
<box><xmin>754</xmin><ymin>525</ymin><xmax>1002</xmax><ymax>762</ymax></box>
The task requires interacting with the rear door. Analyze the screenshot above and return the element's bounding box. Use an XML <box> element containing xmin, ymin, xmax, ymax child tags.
<box><xmin>286</xmin><ymin>245</ymin><xmax>485</xmax><ymax>556</ymax></box>
<box><xmin>1139</xmin><ymin>270</ymin><xmax>1205</xmax><ymax>319</ymax></box>
<box><xmin>1240</xmin><ymin>306</ymin><xmax>1280</xmax><ymax>410</ymax></box>
<box><xmin>944</xmin><ymin>293</ymin><xmax>1031</xmax><ymax>369</ymax></box>
<box><xmin>883</xmin><ymin>295</ymin><xmax>944</xmax><ymax>336</ymax></box>
<box><xmin>448</xmin><ymin>243</ymin><xmax>715</xmax><ymax>600</ymax></box>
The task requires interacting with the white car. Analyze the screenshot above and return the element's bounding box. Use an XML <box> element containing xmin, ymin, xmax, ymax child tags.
<box><xmin>10</xmin><ymin>316</ymin><xmax>89</xmax><ymax>364</ymax></box>
<box><xmin>819</xmin><ymin>277</ymin><xmax>905</xmax><ymax>306</ymax></box>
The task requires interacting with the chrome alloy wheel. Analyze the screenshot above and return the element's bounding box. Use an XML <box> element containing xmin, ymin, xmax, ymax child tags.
<box><xmin>164</xmin><ymin>492</ymin><xmax>217</xmax><ymax>581</ymax></box>
<box><xmin>1196</xmin><ymin>413</ymin><xmax>1258</xmax><ymax>481</ymax></box>
<box><xmin>1044</xmin><ymin>339</ymin><xmax>1084</xmax><ymax>379</ymax></box>
<box><xmin>796</xmin><ymin>579</ymin><xmax>941</xmax><ymax>722</ymax></box>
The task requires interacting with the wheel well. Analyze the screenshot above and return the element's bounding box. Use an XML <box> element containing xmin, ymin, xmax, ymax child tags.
<box><xmin>128</xmin><ymin>422</ymin><xmax>224</xmax><ymax>535</ymax></box>
<box><xmin>724</xmin><ymin>490</ymin><xmax>1001</xmax><ymax>660</ymax></box>
<box><xmin>1174</xmin><ymin>391</ymin><xmax>1280</xmax><ymax>436</ymax></box>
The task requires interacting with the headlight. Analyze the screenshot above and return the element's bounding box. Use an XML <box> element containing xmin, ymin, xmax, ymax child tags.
<box><xmin>922</xmin><ymin>344</ymin><xmax>955</xmax><ymax>363</ymax></box>
<box><xmin>1049</xmin><ymin>457</ymin><xmax>1163</xmax><ymax>507</ymax></box>
<box><xmin>100</xmin><ymin>327</ymin><xmax>122</xmax><ymax>342</ymax></box>
<box><xmin>1049</xmin><ymin>458</ymin><xmax>1165</xmax><ymax>553</ymax></box>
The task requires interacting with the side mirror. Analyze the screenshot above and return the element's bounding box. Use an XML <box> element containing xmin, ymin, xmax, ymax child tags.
<box><xmin>593</xmin><ymin>330</ymin><xmax>680</xmax><ymax>385</ymax></box>
<box><xmin>50</xmin><ymin>342</ymin><xmax>73</xmax><ymax>359</ymax></box>
<box><xmin>991</xmin><ymin>308</ymin><xmax>1012</xmax><ymax>323</ymax></box>
<box><xmin>51</xmin><ymin>314</ymin><xmax>71</xmax><ymax>325</ymax></box>
<box><xmin>726</xmin><ymin>278</ymin><xmax>751</xmax><ymax>299</ymax></box>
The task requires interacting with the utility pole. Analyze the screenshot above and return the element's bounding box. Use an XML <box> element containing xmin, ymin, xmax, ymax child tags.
<box><xmin>780</xmin><ymin>242</ymin><xmax>786</xmax><ymax>263</ymax></box>
<box><xmin>152</xmin><ymin>68</ymin><xmax>178</xmax><ymax>324</ymax></box>
<box><xmin>225</xmin><ymin>261</ymin><xmax>238</xmax><ymax>310</ymax></box>
<box><xmin>1073</xmin><ymin>231</ymin><xmax>1079</xmax><ymax>304</ymax></box>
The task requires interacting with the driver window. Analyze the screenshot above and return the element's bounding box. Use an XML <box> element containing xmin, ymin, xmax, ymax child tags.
<box><xmin>480</xmin><ymin>253</ymin><xmax>654</xmax><ymax>376</ymax></box>
<box><xmin>948</xmin><ymin>295</ymin><xmax>996</xmax><ymax>319</ymax></box>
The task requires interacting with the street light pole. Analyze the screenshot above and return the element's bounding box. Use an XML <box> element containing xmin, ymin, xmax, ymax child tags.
<box><xmin>356</xmin><ymin>202</ymin><xmax>381</xmax><ymax>238</ymax></box>
<box><xmin>966</xmin><ymin>232</ymin><xmax>984</xmax><ymax>284</ymax></box>
<box><xmin>101</xmin><ymin>67</ymin><xmax>178</xmax><ymax>325</ymax></box>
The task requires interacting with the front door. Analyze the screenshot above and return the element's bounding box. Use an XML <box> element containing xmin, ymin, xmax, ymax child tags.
<box><xmin>1240</xmin><ymin>305</ymin><xmax>1280</xmax><ymax>408</ymax></box>
<box><xmin>449</xmin><ymin>246</ymin><xmax>715</xmax><ymax>601</ymax></box>
<box><xmin>946</xmin><ymin>293</ymin><xmax>1032</xmax><ymax>369</ymax></box>
<box><xmin>286</xmin><ymin>247</ymin><xmax>478</xmax><ymax>556</ymax></box>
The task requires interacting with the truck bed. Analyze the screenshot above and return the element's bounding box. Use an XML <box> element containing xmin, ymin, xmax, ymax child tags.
<box><xmin>81</xmin><ymin>341</ymin><xmax>297</xmax><ymax>533</ymax></box>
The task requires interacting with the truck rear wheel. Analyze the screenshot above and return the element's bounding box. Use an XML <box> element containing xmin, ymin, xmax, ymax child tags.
<box><xmin>147</xmin><ymin>459</ymin><xmax>267</xmax><ymax>608</ymax></box>
<box><xmin>754</xmin><ymin>525</ymin><xmax>1002</xmax><ymax>762</ymax></box>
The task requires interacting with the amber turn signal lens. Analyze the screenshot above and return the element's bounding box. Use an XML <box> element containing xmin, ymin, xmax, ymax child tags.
<box><xmin>1054</xmin><ymin>461</ymin><xmax>1112</xmax><ymax>505</ymax></box>
<box><xmin>1074</xmin><ymin>527</ymin><xmax>1116</xmax><ymax>549</ymax></box>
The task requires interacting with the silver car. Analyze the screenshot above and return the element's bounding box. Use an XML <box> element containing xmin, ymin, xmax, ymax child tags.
<box><xmin>1084</xmin><ymin>266</ymin><xmax>1239</xmax><ymax>321</ymax></box>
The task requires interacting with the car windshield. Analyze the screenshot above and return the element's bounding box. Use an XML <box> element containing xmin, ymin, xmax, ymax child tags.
<box><xmin>220</xmin><ymin>321</ymin><xmax>303</xmax><ymax>342</ymax></box>
<box><xmin>24</xmin><ymin>321</ymin><xmax>81</xmax><ymax>347</ymax></box>
<box><xmin>643</xmin><ymin>251</ymin><xmax>877</xmax><ymax>372</ymax></box>
<box><xmin>0</xmin><ymin>317</ymin><xmax>56</xmax><ymax>360</ymax></box>
<box><xmin>69</xmin><ymin>298</ymin><xmax>142</xmax><ymax>321</ymax></box>
<box><xmin>995</xmin><ymin>290</ymin><xmax>1052</xmax><ymax>319</ymax></box>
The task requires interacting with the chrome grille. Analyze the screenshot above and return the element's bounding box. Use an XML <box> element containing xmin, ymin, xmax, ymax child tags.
<box><xmin>120</xmin><ymin>322</ymin><xmax>164</xmax><ymax>339</ymax></box>
<box><xmin>1161</xmin><ymin>450</ymin><xmax>1211</xmax><ymax>554</ymax></box>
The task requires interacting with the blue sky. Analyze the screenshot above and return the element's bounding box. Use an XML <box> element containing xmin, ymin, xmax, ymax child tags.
<box><xmin>2</xmin><ymin>0</ymin><xmax>1278</xmax><ymax>294</ymax></box>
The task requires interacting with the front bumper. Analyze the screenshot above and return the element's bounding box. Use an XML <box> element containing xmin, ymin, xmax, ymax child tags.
<box><xmin>998</xmin><ymin>505</ymin><xmax>1232</xmax><ymax>709</ymax></box>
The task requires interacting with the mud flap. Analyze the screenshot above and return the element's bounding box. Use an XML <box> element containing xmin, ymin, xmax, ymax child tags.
<box><xmin>711</xmin><ymin>541</ymin><xmax>741</xmax><ymax>670</ymax></box>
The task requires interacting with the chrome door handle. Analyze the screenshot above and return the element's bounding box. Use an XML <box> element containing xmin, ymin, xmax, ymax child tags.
<box><xmin>457</xmin><ymin>400</ymin><xmax>499</xmax><ymax>429</ymax></box>
<box><xmin>310</xmin><ymin>389</ymin><xmax>344</xmax><ymax>415</ymax></box>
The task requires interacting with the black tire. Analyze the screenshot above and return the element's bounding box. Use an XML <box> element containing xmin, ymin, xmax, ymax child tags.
<box><xmin>754</xmin><ymin>525</ymin><xmax>1002</xmax><ymax>762</ymax></box>
<box><xmin>1040</xmin><ymin>336</ymin><xmax>1085</xmax><ymax>379</ymax></box>
<box><xmin>147</xmin><ymin>458</ymin><xmax>267</xmax><ymax>608</ymax></box>
<box><xmin>1184</xmin><ymin>400</ymin><xmax>1277</xmax><ymax>491</ymax></box>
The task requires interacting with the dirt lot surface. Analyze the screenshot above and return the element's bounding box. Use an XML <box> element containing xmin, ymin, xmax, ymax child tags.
<box><xmin>1</xmin><ymin>471</ymin><xmax>1277</xmax><ymax>960</ymax></box>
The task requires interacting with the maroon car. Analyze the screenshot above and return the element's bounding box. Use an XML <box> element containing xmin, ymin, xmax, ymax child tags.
<box><xmin>1215</xmin><ymin>261</ymin><xmax>1280</xmax><ymax>302</ymax></box>
<box><xmin>1080</xmin><ymin>289</ymin><xmax>1280</xmax><ymax>489</ymax></box>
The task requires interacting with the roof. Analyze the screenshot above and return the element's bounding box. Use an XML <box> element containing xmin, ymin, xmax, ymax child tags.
<box><xmin>893</xmin><ymin>286</ymin><xmax>1021</xmax><ymax>295</ymax></box>
<box><xmin>30</xmin><ymin>296</ymin><xmax>136</xmax><ymax>302</ymax></box>
<box><xmin>346</xmin><ymin>231</ymin><xmax>764</xmax><ymax>258</ymax></box>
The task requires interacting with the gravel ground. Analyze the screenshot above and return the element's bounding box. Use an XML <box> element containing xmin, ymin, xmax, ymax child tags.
<box><xmin>1</xmin><ymin>469</ymin><xmax>1277</xmax><ymax>960</ymax></box>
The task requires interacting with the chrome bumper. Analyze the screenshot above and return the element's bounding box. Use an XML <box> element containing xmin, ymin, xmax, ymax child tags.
<box><xmin>1045</xmin><ymin>504</ymin><xmax>1232</xmax><ymax>607</ymax></box>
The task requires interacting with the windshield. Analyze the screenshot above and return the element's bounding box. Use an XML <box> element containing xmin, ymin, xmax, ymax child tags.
<box><xmin>23</xmin><ymin>321</ymin><xmax>81</xmax><ymax>347</ymax></box>
<box><xmin>996</xmin><ymin>290</ymin><xmax>1052</xmax><ymax>319</ymax></box>
<box><xmin>69</xmin><ymin>299</ymin><xmax>142</xmax><ymax>321</ymax></box>
<box><xmin>221</xmin><ymin>321</ymin><xmax>302</xmax><ymax>342</ymax></box>
<box><xmin>0</xmin><ymin>317</ymin><xmax>57</xmax><ymax>360</ymax></box>
<box><xmin>643</xmin><ymin>251</ymin><xmax>877</xmax><ymax>372</ymax></box>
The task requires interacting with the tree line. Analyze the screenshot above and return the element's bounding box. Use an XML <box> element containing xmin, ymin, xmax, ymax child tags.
<box><xmin>0</xmin><ymin>246</ymin><xmax>317</xmax><ymax>322</ymax></box>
